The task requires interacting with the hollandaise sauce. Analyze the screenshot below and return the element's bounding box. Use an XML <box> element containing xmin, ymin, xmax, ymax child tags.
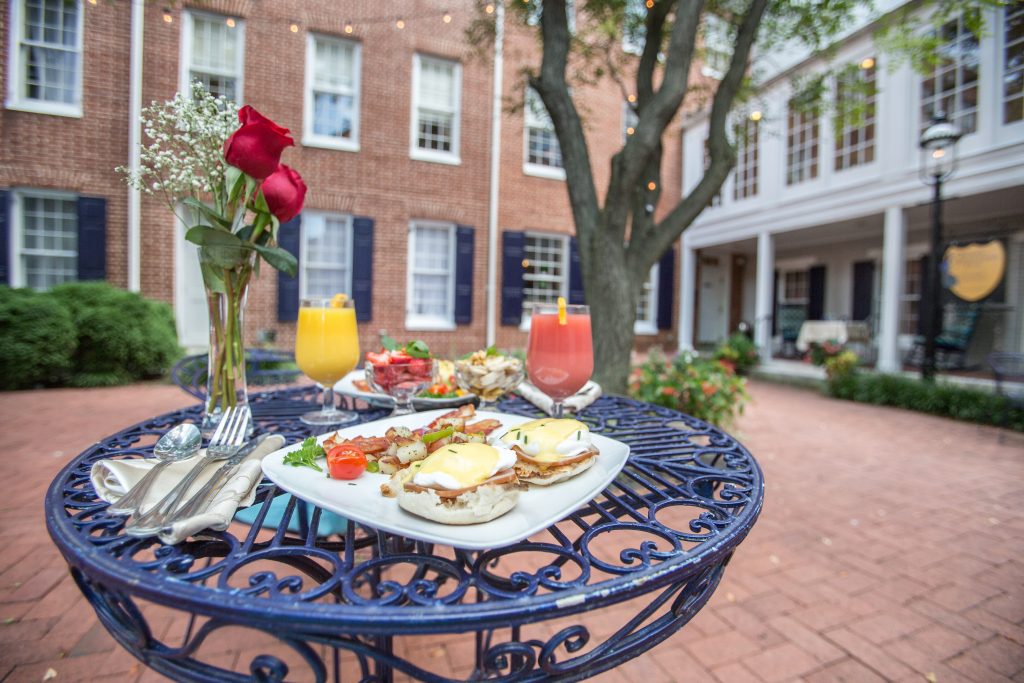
<box><xmin>500</xmin><ymin>418</ymin><xmax>593</xmax><ymax>462</ymax></box>
<box><xmin>412</xmin><ymin>443</ymin><xmax>517</xmax><ymax>490</ymax></box>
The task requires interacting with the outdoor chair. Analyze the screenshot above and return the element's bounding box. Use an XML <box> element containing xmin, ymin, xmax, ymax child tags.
<box><xmin>906</xmin><ymin>303</ymin><xmax>981</xmax><ymax>370</ymax></box>
<box><xmin>170</xmin><ymin>348</ymin><xmax>302</xmax><ymax>400</ymax></box>
<box><xmin>777</xmin><ymin>303</ymin><xmax>807</xmax><ymax>358</ymax></box>
<box><xmin>988</xmin><ymin>352</ymin><xmax>1024</xmax><ymax>436</ymax></box>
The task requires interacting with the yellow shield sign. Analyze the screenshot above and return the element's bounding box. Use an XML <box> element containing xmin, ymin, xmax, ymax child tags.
<box><xmin>943</xmin><ymin>241</ymin><xmax>1005</xmax><ymax>302</ymax></box>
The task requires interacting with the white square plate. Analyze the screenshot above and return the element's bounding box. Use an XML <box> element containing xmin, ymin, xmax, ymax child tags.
<box><xmin>260</xmin><ymin>409</ymin><xmax>630</xmax><ymax>550</ymax></box>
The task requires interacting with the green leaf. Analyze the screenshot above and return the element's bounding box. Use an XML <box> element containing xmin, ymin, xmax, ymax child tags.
<box><xmin>200</xmin><ymin>261</ymin><xmax>227</xmax><ymax>293</ymax></box>
<box><xmin>226</xmin><ymin>165</ymin><xmax>245</xmax><ymax>204</ymax></box>
<box><xmin>236</xmin><ymin>224</ymin><xmax>255</xmax><ymax>243</ymax></box>
<box><xmin>244</xmin><ymin>175</ymin><xmax>260</xmax><ymax>203</ymax></box>
<box><xmin>405</xmin><ymin>340</ymin><xmax>431</xmax><ymax>359</ymax></box>
<box><xmin>254</xmin><ymin>244</ymin><xmax>297</xmax><ymax>277</ymax></box>
<box><xmin>252</xmin><ymin>189</ymin><xmax>271</xmax><ymax>215</ymax></box>
<box><xmin>381</xmin><ymin>335</ymin><xmax>399</xmax><ymax>351</ymax></box>
<box><xmin>186</xmin><ymin>225</ymin><xmax>243</xmax><ymax>248</ymax></box>
<box><xmin>182</xmin><ymin>197</ymin><xmax>231</xmax><ymax>230</ymax></box>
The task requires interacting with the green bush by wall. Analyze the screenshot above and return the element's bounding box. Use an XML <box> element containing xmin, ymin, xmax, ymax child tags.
<box><xmin>0</xmin><ymin>283</ymin><xmax>180</xmax><ymax>389</ymax></box>
<box><xmin>828</xmin><ymin>372</ymin><xmax>1023</xmax><ymax>432</ymax></box>
<box><xmin>0</xmin><ymin>287</ymin><xmax>77</xmax><ymax>390</ymax></box>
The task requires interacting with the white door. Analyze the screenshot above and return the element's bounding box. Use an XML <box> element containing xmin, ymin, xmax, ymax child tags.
<box><xmin>698</xmin><ymin>258</ymin><xmax>728</xmax><ymax>344</ymax></box>
<box><xmin>175</xmin><ymin>218</ymin><xmax>210</xmax><ymax>349</ymax></box>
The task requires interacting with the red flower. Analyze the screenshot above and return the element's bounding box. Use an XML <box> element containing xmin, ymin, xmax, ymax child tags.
<box><xmin>701</xmin><ymin>381</ymin><xmax>718</xmax><ymax>397</ymax></box>
<box><xmin>719</xmin><ymin>359</ymin><xmax>736</xmax><ymax>375</ymax></box>
<box><xmin>224</xmin><ymin>105</ymin><xmax>294</xmax><ymax>180</ymax></box>
<box><xmin>661</xmin><ymin>386</ymin><xmax>678</xmax><ymax>397</ymax></box>
<box><xmin>261</xmin><ymin>164</ymin><xmax>307</xmax><ymax>223</ymax></box>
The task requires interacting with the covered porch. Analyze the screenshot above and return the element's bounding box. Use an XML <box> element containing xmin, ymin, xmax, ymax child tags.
<box><xmin>678</xmin><ymin>186</ymin><xmax>1024</xmax><ymax>372</ymax></box>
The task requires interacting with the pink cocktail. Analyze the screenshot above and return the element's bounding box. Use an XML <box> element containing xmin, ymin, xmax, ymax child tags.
<box><xmin>527</xmin><ymin>302</ymin><xmax>593</xmax><ymax>417</ymax></box>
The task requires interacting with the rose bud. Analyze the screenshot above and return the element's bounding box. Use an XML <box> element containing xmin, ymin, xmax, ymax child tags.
<box><xmin>261</xmin><ymin>164</ymin><xmax>307</xmax><ymax>223</ymax></box>
<box><xmin>223</xmin><ymin>105</ymin><xmax>295</xmax><ymax>180</ymax></box>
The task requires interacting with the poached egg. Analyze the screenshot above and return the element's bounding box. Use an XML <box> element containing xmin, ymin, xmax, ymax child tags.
<box><xmin>411</xmin><ymin>442</ymin><xmax>517</xmax><ymax>491</ymax></box>
<box><xmin>496</xmin><ymin>418</ymin><xmax>594</xmax><ymax>462</ymax></box>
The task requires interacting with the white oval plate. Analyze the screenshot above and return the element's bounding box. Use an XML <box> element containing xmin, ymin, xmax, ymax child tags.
<box><xmin>333</xmin><ymin>369</ymin><xmax>475</xmax><ymax>409</ymax></box>
<box><xmin>260</xmin><ymin>409</ymin><xmax>630</xmax><ymax>550</ymax></box>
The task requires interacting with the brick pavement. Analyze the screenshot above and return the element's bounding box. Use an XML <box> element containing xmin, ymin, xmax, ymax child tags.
<box><xmin>1</xmin><ymin>381</ymin><xmax>1022</xmax><ymax>682</ymax></box>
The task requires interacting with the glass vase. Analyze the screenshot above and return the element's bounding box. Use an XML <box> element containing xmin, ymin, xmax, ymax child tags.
<box><xmin>201</xmin><ymin>249</ymin><xmax>257</xmax><ymax>436</ymax></box>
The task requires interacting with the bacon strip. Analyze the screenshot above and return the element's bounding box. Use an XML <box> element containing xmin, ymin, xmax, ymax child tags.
<box><xmin>512</xmin><ymin>446</ymin><xmax>598</xmax><ymax>468</ymax></box>
<box><xmin>464</xmin><ymin>419</ymin><xmax>501</xmax><ymax>435</ymax></box>
<box><xmin>403</xmin><ymin>469</ymin><xmax>518</xmax><ymax>498</ymax></box>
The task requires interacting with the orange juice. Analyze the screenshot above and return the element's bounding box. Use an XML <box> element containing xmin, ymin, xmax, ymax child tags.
<box><xmin>295</xmin><ymin>305</ymin><xmax>360</xmax><ymax>385</ymax></box>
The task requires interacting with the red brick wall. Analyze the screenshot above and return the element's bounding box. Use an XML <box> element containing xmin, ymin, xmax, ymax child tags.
<box><xmin>2</xmin><ymin>1</ymin><xmax>691</xmax><ymax>361</ymax></box>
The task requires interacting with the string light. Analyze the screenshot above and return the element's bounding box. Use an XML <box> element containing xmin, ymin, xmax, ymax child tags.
<box><xmin>87</xmin><ymin>0</ymin><xmax>96</xmax><ymax>5</ymax></box>
<box><xmin>443</xmin><ymin>12</ymin><xmax>453</xmax><ymax>23</ymax></box>
<box><xmin>225</xmin><ymin>17</ymin><xmax>236</xmax><ymax>28</ymax></box>
<box><xmin>627</xmin><ymin>94</ymin><xmax>637</xmax><ymax>103</ymax></box>
<box><xmin>344</xmin><ymin>22</ymin><xmax>354</xmax><ymax>34</ymax></box>
<box><xmin>647</xmin><ymin>181</ymin><xmax>657</xmax><ymax>191</ymax></box>
<box><xmin>485</xmin><ymin>4</ymin><xmax>495</xmax><ymax>14</ymax></box>
<box><xmin>750</xmin><ymin>110</ymin><xmax>762</xmax><ymax>121</ymax></box>
<box><xmin>645</xmin><ymin>0</ymin><xmax>655</xmax><ymax>8</ymax></box>
<box><xmin>289</xmin><ymin>22</ymin><xmax>299</xmax><ymax>33</ymax></box>
<box><xmin>932</xmin><ymin>148</ymin><xmax>945</xmax><ymax>159</ymax></box>
<box><xmin>162</xmin><ymin>8</ymin><xmax>173</xmax><ymax>23</ymax></box>
<box><xmin>396</xmin><ymin>18</ymin><xmax>406</xmax><ymax>29</ymax></box>
<box><xmin>626</xmin><ymin>127</ymin><xmax>635</xmax><ymax>136</ymax></box>
<box><xmin>860</xmin><ymin>57</ymin><xmax>875</xmax><ymax>70</ymax></box>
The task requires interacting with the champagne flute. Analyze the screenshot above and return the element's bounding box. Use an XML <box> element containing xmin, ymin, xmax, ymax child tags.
<box><xmin>295</xmin><ymin>296</ymin><xmax>360</xmax><ymax>425</ymax></box>
<box><xmin>526</xmin><ymin>298</ymin><xmax>594</xmax><ymax>418</ymax></box>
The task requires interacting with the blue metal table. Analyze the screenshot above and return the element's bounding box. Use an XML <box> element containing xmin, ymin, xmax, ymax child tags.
<box><xmin>45</xmin><ymin>387</ymin><xmax>764</xmax><ymax>682</ymax></box>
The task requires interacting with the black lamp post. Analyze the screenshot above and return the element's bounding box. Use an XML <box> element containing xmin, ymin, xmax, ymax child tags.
<box><xmin>918</xmin><ymin>113</ymin><xmax>962</xmax><ymax>382</ymax></box>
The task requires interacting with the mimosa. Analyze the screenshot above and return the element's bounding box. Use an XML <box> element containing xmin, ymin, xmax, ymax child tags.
<box><xmin>295</xmin><ymin>296</ymin><xmax>360</xmax><ymax>425</ymax></box>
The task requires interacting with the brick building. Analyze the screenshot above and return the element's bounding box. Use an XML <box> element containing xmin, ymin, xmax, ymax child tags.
<box><xmin>1</xmin><ymin>0</ymin><xmax>683</xmax><ymax>358</ymax></box>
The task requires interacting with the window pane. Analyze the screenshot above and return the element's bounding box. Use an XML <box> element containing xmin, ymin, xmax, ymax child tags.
<box><xmin>189</xmin><ymin>13</ymin><xmax>241</xmax><ymax>102</ymax></box>
<box><xmin>1005</xmin><ymin>2</ymin><xmax>1024</xmax><ymax>123</ymax></box>
<box><xmin>417</xmin><ymin>111</ymin><xmax>453</xmax><ymax>151</ymax></box>
<box><xmin>921</xmin><ymin>16</ymin><xmax>979</xmax><ymax>134</ymax></box>
<box><xmin>415</xmin><ymin>57</ymin><xmax>458</xmax><ymax>153</ymax></box>
<box><xmin>835</xmin><ymin>60</ymin><xmax>877</xmax><ymax>171</ymax></box>
<box><xmin>733</xmin><ymin>118</ymin><xmax>759</xmax><ymax>199</ymax></box>
<box><xmin>528</xmin><ymin>128</ymin><xmax>562</xmax><ymax>167</ymax></box>
<box><xmin>21</xmin><ymin>194</ymin><xmax>77</xmax><ymax>291</ymax></box>
<box><xmin>20</xmin><ymin>0</ymin><xmax>78</xmax><ymax>104</ymax></box>
<box><xmin>786</xmin><ymin>100</ymin><xmax>819</xmax><ymax>185</ymax></box>
<box><xmin>314</xmin><ymin>40</ymin><xmax>355</xmax><ymax>90</ymax></box>
<box><xmin>303</xmin><ymin>215</ymin><xmax>350</xmax><ymax>299</ymax></box>
<box><xmin>410</xmin><ymin>225</ymin><xmax>453</xmax><ymax>321</ymax></box>
<box><xmin>522</xmin><ymin>235</ymin><xmax>566</xmax><ymax>316</ymax></box>
<box><xmin>313</xmin><ymin>92</ymin><xmax>354</xmax><ymax>138</ymax></box>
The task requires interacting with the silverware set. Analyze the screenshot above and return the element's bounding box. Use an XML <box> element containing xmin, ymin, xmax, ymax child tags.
<box><xmin>112</xmin><ymin>406</ymin><xmax>254</xmax><ymax>536</ymax></box>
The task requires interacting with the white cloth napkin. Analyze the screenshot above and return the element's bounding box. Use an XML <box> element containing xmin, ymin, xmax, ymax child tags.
<box><xmin>515</xmin><ymin>380</ymin><xmax>602</xmax><ymax>416</ymax></box>
<box><xmin>91</xmin><ymin>434</ymin><xmax>285</xmax><ymax>545</ymax></box>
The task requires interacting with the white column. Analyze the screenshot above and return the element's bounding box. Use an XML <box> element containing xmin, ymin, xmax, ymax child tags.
<box><xmin>877</xmin><ymin>206</ymin><xmax>907</xmax><ymax>372</ymax></box>
<box><xmin>484</xmin><ymin>1</ymin><xmax>504</xmax><ymax>347</ymax></box>
<box><xmin>127</xmin><ymin>0</ymin><xmax>144</xmax><ymax>292</ymax></box>
<box><xmin>754</xmin><ymin>232</ymin><xmax>774</xmax><ymax>363</ymax></box>
<box><xmin>677</xmin><ymin>235</ymin><xmax>697</xmax><ymax>352</ymax></box>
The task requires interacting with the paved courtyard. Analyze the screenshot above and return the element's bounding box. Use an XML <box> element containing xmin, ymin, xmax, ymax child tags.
<box><xmin>0</xmin><ymin>380</ymin><xmax>1022</xmax><ymax>682</ymax></box>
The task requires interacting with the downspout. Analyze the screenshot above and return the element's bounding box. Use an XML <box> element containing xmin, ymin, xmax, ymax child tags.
<box><xmin>485</xmin><ymin>2</ymin><xmax>505</xmax><ymax>347</ymax></box>
<box><xmin>127</xmin><ymin>0</ymin><xmax>144</xmax><ymax>292</ymax></box>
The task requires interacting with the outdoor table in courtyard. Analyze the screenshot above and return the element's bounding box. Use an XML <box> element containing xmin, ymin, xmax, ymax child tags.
<box><xmin>44</xmin><ymin>386</ymin><xmax>763</xmax><ymax>682</ymax></box>
<box><xmin>795</xmin><ymin>320</ymin><xmax>872</xmax><ymax>353</ymax></box>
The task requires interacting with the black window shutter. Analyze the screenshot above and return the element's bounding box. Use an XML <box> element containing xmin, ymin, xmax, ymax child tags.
<box><xmin>454</xmin><ymin>225</ymin><xmax>474</xmax><ymax>325</ymax></box>
<box><xmin>808</xmin><ymin>265</ymin><xmax>826</xmax><ymax>320</ymax></box>
<box><xmin>0</xmin><ymin>191</ymin><xmax>8</xmax><ymax>284</ymax></box>
<box><xmin>851</xmin><ymin>260</ymin><xmax>875</xmax><ymax>322</ymax></box>
<box><xmin>351</xmin><ymin>216</ymin><xmax>374</xmax><ymax>322</ymax></box>
<box><xmin>657</xmin><ymin>247</ymin><xmax>676</xmax><ymax>330</ymax></box>
<box><xmin>276</xmin><ymin>215</ymin><xmax>301</xmax><ymax>322</ymax></box>
<box><xmin>568</xmin><ymin>236</ymin><xmax>585</xmax><ymax>304</ymax></box>
<box><xmin>500</xmin><ymin>231</ymin><xmax>525</xmax><ymax>325</ymax></box>
<box><xmin>772</xmin><ymin>269</ymin><xmax>779</xmax><ymax>335</ymax></box>
<box><xmin>76</xmin><ymin>196</ymin><xmax>107</xmax><ymax>281</ymax></box>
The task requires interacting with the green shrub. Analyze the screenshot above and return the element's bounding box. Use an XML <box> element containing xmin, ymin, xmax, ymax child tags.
<box><xmin>825</xmin><ymin>371</ymin><xmax>1023</xmax><ymax>432</ymax></box>
<box><xmin>713</xmin><ymin>332</ymin><xmax>760</xmax><ymax>375</ymax></box>
<box><xmin>630</xmin><ymin>348</ymin><xmax>749</xmax><ymax>427</ymax></box>
<box><xmin>48</xmin><ymin>282</ymin><xmax>181</xmax><ymax>386</ymax></box>
<box><xmin>0</xmin><ymin>286</ymin><xmax>77</xmax><ymax>389</ymax></box>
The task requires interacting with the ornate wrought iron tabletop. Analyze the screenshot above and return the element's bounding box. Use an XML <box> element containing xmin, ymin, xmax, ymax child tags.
<box><xmin>45</xmin><ymin>387</ymin><xmax>763</xmax><ymax>682</ymax></box>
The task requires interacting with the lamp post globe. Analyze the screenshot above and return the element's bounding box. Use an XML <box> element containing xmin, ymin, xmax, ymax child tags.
<box><xmin>918</xmin><ymin>113</ymin><xmax>962</xmax><ymax>382</ymax></box>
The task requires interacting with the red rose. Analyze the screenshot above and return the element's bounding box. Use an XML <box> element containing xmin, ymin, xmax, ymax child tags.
<box><xmin>261</xmin><ymin>164</ymin><xmax>307</xmax><ymax>223</ymax></box>
<box><xmin>223</xmin><ymin>105</ymin><xmax>294</xmax><ymax>180</ymax></box>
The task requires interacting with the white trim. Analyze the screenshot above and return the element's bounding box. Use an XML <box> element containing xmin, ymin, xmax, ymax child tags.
<box><xmin>179</xmin><ymin>9</ymin><xmax>245</xmax><ymax>103</ymax></box>
<box><xmin>302</xmin><ymin>33</ymin><xmax>361</xmax><ymax>152</ymax></box>
<box><xmin>298</xmin><ymin>211</ymin><xmax>354</xmax><ymax>300</ymax></box>
<box><xmin>409</xmin><ymin>54</ymin><xmax>462</xmax><ymax>165</ymax></box>
<box><xmin>6</xmin><ymin>0</ymin><xmax>84</xmax><ymax>117</ymax></box>
<box><xmin>127</xmin><ymin>0</ymin><xmax>144</xmax><ymax>292</ymax></box>
<box><xmin>523</xmin><ymin>87</ymin><xmax>565</xmax><ymax>179</ymax></box>
<box><xmin>9</xmin><ymin>187</ymin><xmax>80</xmax><ymax>290</ymax></box>
<box><xmin>635</xmin><ymin>262</ymin><xmax>660</xmax><ymax>335</ymax></box>
<box><xmin>486</xmin><ymin>2</ymin><xmax>505</xmax><ymax>347</ymax></box>
<box><xmin>406</xmin><ymin>220</ymin><xmax>457</xmax><ymax>330</ymax></box>
<box><xmin>522</xmin><ymin>163</ymin><xmax>567</xmax><ymax>180</ymax></box>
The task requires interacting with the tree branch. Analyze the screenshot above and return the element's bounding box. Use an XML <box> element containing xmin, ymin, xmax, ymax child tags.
<box><xmin>531</xmin><ymin>0</ymin><xmax>600</xmax><ymax>239</ymax></box>
<box><xmin>639</xmin><ymin>0</ymin><xmax>770</xmax><ymax>266</ymax></box>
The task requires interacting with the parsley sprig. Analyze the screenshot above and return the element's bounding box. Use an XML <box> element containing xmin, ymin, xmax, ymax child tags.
<box><xmin>283</xmin><ymin>437</ymin><xmax>325</xmax><ymax>471</ymax></box>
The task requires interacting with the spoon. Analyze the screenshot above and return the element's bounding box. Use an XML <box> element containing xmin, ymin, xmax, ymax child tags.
<box><xmin>107</xmin><ymin>423</ymin><xmax>202</xmax><ymax>516</ymax></box>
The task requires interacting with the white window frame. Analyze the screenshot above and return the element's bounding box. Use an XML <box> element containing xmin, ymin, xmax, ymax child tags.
<box><xmin>635</xmin><ymin>263</ymin><xmax>660</xmax><ymax>335</ymax></box>
<box><xmin>8</xmin><ymin>188</ymin><xmax>79</xmax><ymax>290</ymax></box>
<box><xmin>785</xmin><ymin>96</ymin><xmax>820</xmax><ymax>186</ymax></box>
<box><xmin>6</xmin><ymin>0</ymin><xmax>84</xmax><ymax>117</ymax></box>
<box><xmin>920</xmin><ymin>14</ymin><xmax>979</xmax><ymax>136</ymax></box>
<box><xmin>701</xmin><ymin>14</ymin><xmax>731</xmax><ymax>80</ymax></box>
<box><xmin>524</xmin><ymin>88</ymin><xmax>566</xmax><ymax>180</ymax></box>
<box><xmin>303</xmin><ymin>33</ymin><xmax>361</xmax><ymax>152</ymax></box>
<box><xmin>1003</xmin><ymin>2</ymin><xmax>1024</xmax><ymax>125</ymax></box>
<box><xmin>520</xmin><ymin>232</ymin><xmax>571</xmax><ymax>330</ymax></box>
<box><xmin>406</xmin><ymin>221</ymin><xmax>457</xmax><ymax>331</ymax></box>
<box><xmin>299</xmin><ymin>211</ymin><xmax>354</xmax><ymax>301</ymax></box>
<box><xmin>834</xmin><ymin>58</ymin><xmax>877</xmax><ymax>172</ymax></box>
<box><xmin>733</xmin><ymin>117</ymin><xmax>759</xmax><ymax>200</ymax></box>
<box><xmin>179</xmin><ymin>9</ymin><xmax>245</xmax><ymax>102</ymax></box>
<box><xmin>409</xmin><ymin>54</ymin><xmax>462</xmax><ymax>165</ymax></box>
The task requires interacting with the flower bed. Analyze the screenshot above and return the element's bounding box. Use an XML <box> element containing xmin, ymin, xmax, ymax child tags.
<box><xmin>629</xmin><ymin>349</ymin><xmax>749</xmax><ymax>427</ymax></box>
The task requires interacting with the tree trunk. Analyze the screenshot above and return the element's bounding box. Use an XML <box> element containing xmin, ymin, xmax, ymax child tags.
<box><xmin>587</xmin><ymin>245</ymin><xmax>638</xmax><ymax>394</ymax></box>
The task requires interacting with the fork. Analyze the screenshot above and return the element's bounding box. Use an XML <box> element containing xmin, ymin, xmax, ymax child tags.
<box><xmin>125</xmin><ymin>406</ymin><xmax>251</xmax><ymax>537</ymax></box>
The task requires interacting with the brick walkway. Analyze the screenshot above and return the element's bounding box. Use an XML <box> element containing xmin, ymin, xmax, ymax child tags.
<box><xmin>1</xmin><ymin>381</ymin><xmax>1022</xmax><ymax>682</ymax></box>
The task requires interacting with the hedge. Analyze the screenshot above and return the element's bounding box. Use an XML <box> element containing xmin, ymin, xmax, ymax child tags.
<box><xmin>828</xmin><ymin>372</ymin><xmax>1023</xmax><ymax>432</ymax></box>
<box><xmin>0</xmin><ymin>287</ymin><xmax>77</xmax><ymax>390</ymax></box>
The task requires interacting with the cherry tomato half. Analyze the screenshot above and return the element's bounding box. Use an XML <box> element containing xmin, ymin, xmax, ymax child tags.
<box><xmin>326</xmin><ymin>444</ymin><xmax>367</xmax><ymax>480</ymax></box>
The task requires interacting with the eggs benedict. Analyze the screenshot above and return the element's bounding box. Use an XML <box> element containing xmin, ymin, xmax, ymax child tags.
<box><xmin>395</xmin><ymin>443</ymin><xmax>521</xmax><ymax>524</ymax></box>
<box><xmin>497</xmin><ymin>418</ymin><xmax>599</xmax><ymax>486</ymax></box>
